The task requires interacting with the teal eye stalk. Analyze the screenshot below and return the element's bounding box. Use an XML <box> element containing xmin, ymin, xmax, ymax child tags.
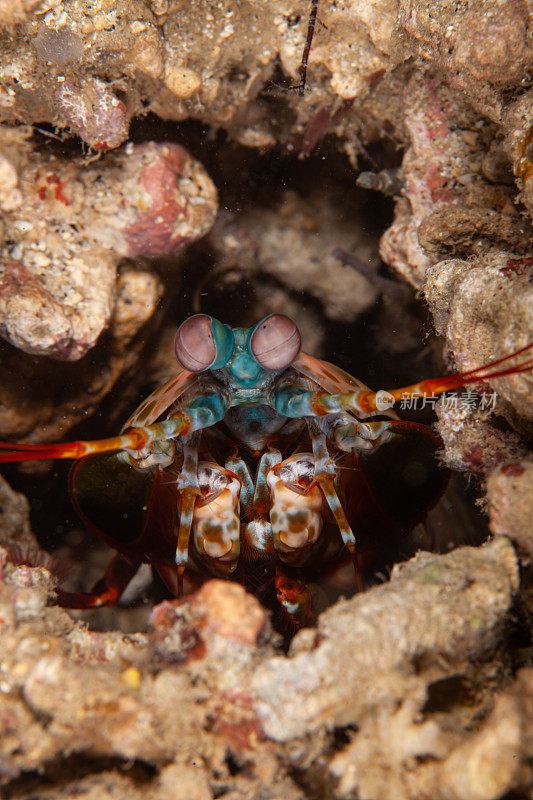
<box><xmin>175</xmin><ymin>314</ymin><xmax>234</xmax><ymax>372</ymax></box>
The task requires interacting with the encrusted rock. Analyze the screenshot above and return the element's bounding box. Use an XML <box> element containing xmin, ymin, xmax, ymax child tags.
<box><xmin>0</xmin><ymin>472</ymin><xmax>35</xmax><ymax>551</ymax></box>
<box><xmin>424</xmin><ymin>253</ymin><xmax>533</xmax><ymax>420</ymax></box>
<box><xmin>435</xmin><ymin>398</ymin><xmax>528</xmax><ymax>474</ymax></box>
<box><xmin>487</xmin><ymin>461</ymin><xmax>533</xmax><ymax>558</ymax></box>
<box><xmin>50</xmin><ymin>76</ymin><xmax>130</xmax><ymax>151</ymax></box>
<box><xmin>252</xmin><ymin>538</ymin><xmax>518</xmax><ymax>742</ymax></box>
<box><xmin>379</xmin><ymin>74</ymin><xmax>521</xmax><ymax>288</ymax></box>
<box><xmin>0</xmin><ymin>129</ymin><xmax>217</xmax><ymax>442</ymax></box>
<box><xmin>400</xmin><ymin>0</ymin><xmax>531</xmax><ymax>87</ymax></box>
<box><xmin>0</xmin><ymin>130</ymin><xmax>217</xmax><ymax>361</ymax></box>
<box><xmin>438</xmin><ymin>689</ymin><xmax>524</xmax><ymax>800</ymax></box>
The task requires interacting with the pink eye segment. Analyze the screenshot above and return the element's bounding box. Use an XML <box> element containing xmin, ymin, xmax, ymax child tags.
<box><xmin>175</xmin><ymin>314</ymin><xmax>217</xmax><ymax>372</ymax></box>
<box><xmin>249</xmin><ymin>314</ymin><xmax>302</xmax><ymax>370</ymax></box>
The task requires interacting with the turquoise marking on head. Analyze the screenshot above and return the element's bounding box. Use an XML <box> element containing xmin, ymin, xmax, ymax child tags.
<box><xmin>209</xmin><ymin>317</ymin><xmax>235</xmax><ymax>369</ymax></box>
<box><xmin>224</xmin><ymin>328</ymin><xmax>268</xmax><ymax>387</ymax></box>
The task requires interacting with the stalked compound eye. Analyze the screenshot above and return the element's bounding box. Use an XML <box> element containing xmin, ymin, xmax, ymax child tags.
<box><xmin>175</xmin><ymin>314</ymin><xmax>215</xmax><ymax>372</ymax></box>
<box><xmin>248</xmin><ymin>314</ymin><xmax>301</xmax><ymax>370</ymax></box>
<box><xmin>175</xmin><ymin>314</ymin><xmax>234</xmax><ymax>372</ymax></box>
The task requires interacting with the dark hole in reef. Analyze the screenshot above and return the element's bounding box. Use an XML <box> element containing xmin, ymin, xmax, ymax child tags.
<box><xmin>507</xmin><ymin>573</ymin><xmax>533</xmax><ymax>672</ymax></box>
<box><xmin>332</xmin><ymin>724</ymin><xmax>357</xmax><ymax>749</ymax></box>
<box><xmin>4</xmin><ymin>112</ymin><xmax>489</xmax><ymax>635</ymax></box>
<box><xmin>0</xmin><ymin>754</ymin><xmax>157</xmax><ymax>799</ymax></box>
<box><xmin>224</xmin><ymin>751</ymin><xmax>242</xmax><ymax>776</ymax></box>
<box><xmin>211</xmin><ymin>784</ymin><xmax>232</xmax><ymax>799</ymax></box>
<box><xmin>422</xmin><ymin>674</ymin><xmax>473</xmax><ymax>714</ymax></box>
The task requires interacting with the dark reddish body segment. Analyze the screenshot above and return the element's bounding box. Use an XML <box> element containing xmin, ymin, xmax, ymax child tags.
<box><xmin>54</xmin><ymin>417</ymin><xmax>446</xmax><ymax>628</ymax></box>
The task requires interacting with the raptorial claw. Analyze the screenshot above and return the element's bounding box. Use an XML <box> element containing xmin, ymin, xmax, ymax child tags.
<box><xmin>267</xmin><ymin>455</ymin><xmax>324</xmax><ymax>564</ymax></box>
